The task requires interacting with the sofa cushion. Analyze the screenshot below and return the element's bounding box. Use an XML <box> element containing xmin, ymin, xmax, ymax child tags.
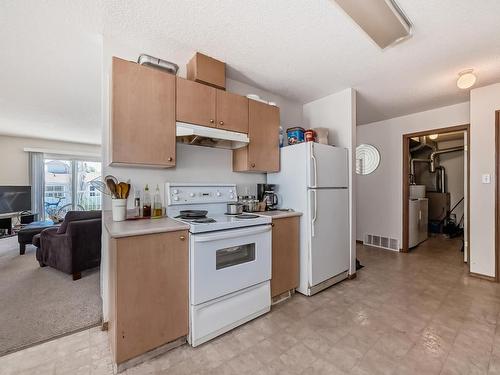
<box><xmin>57</xmin><ymin>210</ymin><xmax>102</xmax><ymax>234</ymax></box>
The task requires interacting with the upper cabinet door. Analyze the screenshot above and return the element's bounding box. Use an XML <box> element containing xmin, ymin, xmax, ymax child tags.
<box><xmin>216</xmin><ymin>90</ymin><xmax>249</xmax><ymax>133</ymax></box>
<box><xmin>233</xmin><ymin>100</ymin><xmax>280</xmax><ymax>172</ymax></box>
<box><xmin>176</xmin><ymin>77</ymin><xmax>216</xmax><ymax>128</ymax></box>
<box><xmin>247</xmin><ymin>100</ymin><xmax>280</xmax><ymax>172</ymax></box>
<box><xmin>111</xmin><ymin>57</ymin><xmax>176</xmax><ymax>167</ymax></box>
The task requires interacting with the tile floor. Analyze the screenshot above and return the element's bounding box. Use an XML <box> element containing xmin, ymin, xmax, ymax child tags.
<box><xmin>2</xmin><ymin>236</ymin><xmax>500</xmax><ymax>374</ymax></box>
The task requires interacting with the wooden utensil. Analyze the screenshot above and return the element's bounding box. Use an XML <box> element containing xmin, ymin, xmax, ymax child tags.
<box><xmin>106</xmin><ymin>178</ymin><xmax>117</xmax><ymax>198</ymax></box>
<box><xmin>126</xmin><ymin>183</ymin><xmax>131</xmax><ymax>199</ymax></box>
<box><xmin>119</xmin><ymin>182</ymin><xmax>129</xmax><ymax>199</ymax></box>
<box><xmin>116</xmin><ymin>183</ymin><xmax>122</xmax><ymax>199</ymax></box>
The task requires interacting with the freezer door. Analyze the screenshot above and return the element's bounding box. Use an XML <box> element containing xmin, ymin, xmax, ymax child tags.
<box><xmin>307</xmin><ymin>143</ymin><xmax>348</xmax><ymax>188</ymax></box>
<box><xmin>308</xmin><ymin>188</ymin><xmax>349</xmax><ymax>286</ymax></box>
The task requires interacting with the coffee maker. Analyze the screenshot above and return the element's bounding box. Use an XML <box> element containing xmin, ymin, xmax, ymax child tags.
<box><xmin>257</xmin><ymin>183</ymin><xmax>279</xmax><ymax>210</ymax></box>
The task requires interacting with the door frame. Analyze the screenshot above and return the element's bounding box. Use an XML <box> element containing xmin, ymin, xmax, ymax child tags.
<box><xmin>402</xmin><ymin>124</ymin><xmax>470</xmax><ymax>267</ymax></box>
<box><xmin>496</xmin><ymin>111</ymin><xmax>500</xmax><ymax>281</ymax></box>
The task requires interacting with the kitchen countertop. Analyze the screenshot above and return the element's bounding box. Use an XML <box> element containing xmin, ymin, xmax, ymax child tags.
<box><xmin>257</xmin><ymin>210</ymin><xmax>302</xmax><ymax>219</ymax></box>
<box><xmin>104</xmin><ymin>212</ymin><xmax>189</xmax><ymax>238</ymax></box>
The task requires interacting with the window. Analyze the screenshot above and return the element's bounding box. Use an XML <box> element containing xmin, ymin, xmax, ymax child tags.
<box><xmin>43</xmin><ymin>158</ymin><xmax>102</xmax><ymax>219</ymax></box>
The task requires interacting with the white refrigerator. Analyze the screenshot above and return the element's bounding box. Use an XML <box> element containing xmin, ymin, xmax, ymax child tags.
<box><xmin>268</xmin><ymin>142</ymin><xmax>350</xmax><ymax>296</ymax></box>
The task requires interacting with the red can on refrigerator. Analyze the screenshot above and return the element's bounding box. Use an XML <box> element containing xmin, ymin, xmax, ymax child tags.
<box><xmin>304</xmin><ymin>129</ymin><xmax>316</xmax><ymax>142</ymax></box>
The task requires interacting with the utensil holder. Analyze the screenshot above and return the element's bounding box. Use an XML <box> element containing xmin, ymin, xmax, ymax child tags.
<box><xmin>112</xmin><ymin>198</ymin><xmax>127</xmax><ymax>221</ymax></box>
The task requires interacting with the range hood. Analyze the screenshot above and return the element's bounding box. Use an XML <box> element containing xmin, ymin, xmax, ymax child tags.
<box><xmin>176</xmin><ymin>122</ymin><xmax>249</xmax><ymax>150</ymax></box>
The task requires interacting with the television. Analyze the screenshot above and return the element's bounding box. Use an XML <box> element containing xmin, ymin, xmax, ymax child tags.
<box><xmin>0</xmin><ymin>186</ymin><xmax>32</xmax><ymax>214</ymax></box>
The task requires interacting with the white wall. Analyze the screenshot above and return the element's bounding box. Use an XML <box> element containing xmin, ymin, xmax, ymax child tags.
<box><xmin>302</xmin><ymin>89</ymin><xmax>357</xmax><ymax>275</ymax></box>
<box><xmin>100</xmin><ymin>38</ymin><xmax>304</xmax><ymax>321</ymax></box>
<box><xmin>356</xmin><ymin>102</ymin><xmax>470</xmax><ymax>247</ymax></box>
<box><xmin>469</xmin><ymin>83</ymin><xmax>500</xmax><ymax>277</ymax></box>
<box><xmin>0</xmin><ymin>135</ymin><xmax>101</xmax><ymax>185</ymax></box>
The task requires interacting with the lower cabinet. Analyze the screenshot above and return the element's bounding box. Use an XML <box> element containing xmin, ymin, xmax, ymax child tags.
<box><xmin>109</xmin><ymin>230</ymin><xmax>188</xmax><ymax>365</ymax></box>
<box><xmin>271</xmin><ymin>217</ymin><xmax>299</xmax><ymax>298</ymax></box>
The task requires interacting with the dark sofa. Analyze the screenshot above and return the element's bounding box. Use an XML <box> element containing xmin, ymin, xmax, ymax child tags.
<box><xmin>33</xmin><ymin>211</ymin><xmax>102</xmax><ymax>280</ymax></box>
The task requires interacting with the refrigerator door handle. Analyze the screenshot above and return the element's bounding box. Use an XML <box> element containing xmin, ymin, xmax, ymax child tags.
<box><xmin>310</xmin><ymin>189</ymin><xmax>317</xmax><ymax>237</ymax></box>
<box><xmin>311</xmin><ymin>153</ymin><xmax>318</xmax><ymax>188</ymax></box>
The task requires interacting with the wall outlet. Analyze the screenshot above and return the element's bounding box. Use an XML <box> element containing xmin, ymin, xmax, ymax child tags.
<box><xmin>482</xmin><ymin>174</ymin><xmax>491</xmax><ymax>184</ymax></box>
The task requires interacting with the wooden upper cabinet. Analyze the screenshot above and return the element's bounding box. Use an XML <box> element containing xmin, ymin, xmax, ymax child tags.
<box><xmin>111</xmin><ymin>57</ymin><xmax>176</xmax><ymax>168</ymax></box>
<box><xmin>233</xmin><ymin>100</ymin><xmax>280</xmax><ymax>172</ymax></box>
<box><xmin>216</xmin><ymin>90</ymin><xmax>249</xmax><ymax>133</ymax></box>
<box><xmin>176</xmin><ymin>77</ymin><xmax>217</xmax><ymax>128</ymax></box>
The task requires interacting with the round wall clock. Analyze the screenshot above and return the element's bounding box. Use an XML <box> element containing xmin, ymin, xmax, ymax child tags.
<box><xmin>356</xmin><ymin>144</ymin><xmax>380</xmax><ymax>175</ymax></box>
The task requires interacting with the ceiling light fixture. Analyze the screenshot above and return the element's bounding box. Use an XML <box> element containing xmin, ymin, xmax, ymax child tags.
<box><xmin>456</xmin><ymin>69</ymin><xmax>477</xmax><ymax>90</ymax></box>
<box><xmin>428</xmin><ymin>134</ymin><xmax>439</xmax><ymax>140</ymax></box>
<box><xmin>331</xmin><ymin>0</ymin><xmax>412</xmax><ymax>49</ymax></box>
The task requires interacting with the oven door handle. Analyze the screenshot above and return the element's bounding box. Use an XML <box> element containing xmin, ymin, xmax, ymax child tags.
<box><xmin>193</xmin><ymin>225</ymin><xmax>271</xmax><ymax>242</ymax></box>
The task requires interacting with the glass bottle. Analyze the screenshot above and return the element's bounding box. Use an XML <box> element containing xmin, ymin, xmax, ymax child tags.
<box><xmin>134</xmin><ymin>189</ymin><xmax>141</xmax><ymax>217</ymax></box>
<box><xmin>153</xmin><ymin>184</ymin><xmax>163</xmax><ymax>217</ymax></box>
<box><xmin>143</xmin><ymin>184</ymin><xmax>151</xmax><ymax>218</ymax></box>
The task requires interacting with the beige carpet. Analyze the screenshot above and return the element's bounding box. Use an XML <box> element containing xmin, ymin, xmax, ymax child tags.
<box><xmin>0</xmin><ymin>236</ymin><xmax>102</xmax><ymax>356</ymax></box>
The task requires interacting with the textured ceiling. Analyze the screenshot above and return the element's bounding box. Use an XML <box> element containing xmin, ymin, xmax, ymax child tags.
<box><xmin>0</xmin><ymin>0</ymin><xmax>103</xmax><ymax>144</ymax></box>
<box><xmin>1</xmin><ymin>0</ymin><xmax>500</xmax><ymax>144</ymax></box>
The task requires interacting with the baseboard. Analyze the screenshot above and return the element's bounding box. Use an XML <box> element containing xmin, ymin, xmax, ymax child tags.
<box><xmin>348</xmin><ymin>272</ymin><xmax>357</xmax><ymax>280</ymax></box>
<box><xmin>115</xmin><ymin>336</ymin><xmax>186</xmax><ymax>373</ymax></box>
<box><xmin>469</xmin><ymin>272</ymin><xmax>497</xmax><ymax>282</ymax></box>
<box><xmin>272</xmin><ymin>289</ymin><xmax>294</xmax><ymax>306</ymax></box>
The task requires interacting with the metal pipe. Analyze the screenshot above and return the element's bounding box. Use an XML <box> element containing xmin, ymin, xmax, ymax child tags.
<box><xmin>435</xmin><ymin>166</ymin><xmax>446</xmax><ymax>193</ymax></box>
<box><xmin>410</xmin><ymin>158</ymin><xmax>431</xmax><ymax>177</ymax></box>
<box><xmin>429</xmin><ymin>146</ymin><xmax>464</xmax><ymax>172</ymax></box>
<box><xmin>410</xmin><ymin>136</ymin><xmax>436</xmax><ymax>153</ymax></box>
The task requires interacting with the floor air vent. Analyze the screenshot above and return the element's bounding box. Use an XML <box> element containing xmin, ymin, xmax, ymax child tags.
<box><xmin>364</xmin><ymin>234</ymin><xmax>399</xmax><ymax>251</ymax></box>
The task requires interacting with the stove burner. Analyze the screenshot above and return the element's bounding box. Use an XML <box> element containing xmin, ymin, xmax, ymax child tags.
<box><xmin>176</xmin><ymin>214</ymin><xmax>207</xmax><ymax>220</ymax></box>
<box><xmin>235</xmin><ymin>214</ymin><xmax>260</xmax><ymax>219</ymax></box>
<box><xmin>177</xmin><ymin>210</ymin><xmax>208</xmax><ymax>219</ymax></box>
<box><xmin>191</xmin><ymin>218</ymin><xmax>217</xmax><ymax>223</ymax></box>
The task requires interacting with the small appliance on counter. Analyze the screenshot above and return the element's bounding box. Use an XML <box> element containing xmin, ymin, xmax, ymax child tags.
<box><xmin>257</xmin><ymin>184</ymin><xmax>279</xmax><ymax>210</ymax></box>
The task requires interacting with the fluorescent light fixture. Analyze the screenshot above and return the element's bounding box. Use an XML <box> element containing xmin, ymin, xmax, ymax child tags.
<box><xmin>457</xmin><ymin>69</ymin><xmax>477</xmax><ymax>89</ymax></box>
<box><xmin>331</xmin><ymin>0</ymin><xmax>412</xmax><ymax>49</ymax></box>
<box><xmin>428</xmin><ymin>134</ymin><xmax>439</xmax><ymax>140</ymax></box>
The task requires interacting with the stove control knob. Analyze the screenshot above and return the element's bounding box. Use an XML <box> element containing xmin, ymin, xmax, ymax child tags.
<box><xmin>189</xmin><ymin>193</ymin><xmax>195</xmax><ymax>197</ymax></box>
<box><xmin>173</xmin><ymin>196</ymin><xmax>179</xmax><ymax>201</ymax></box>
<box><xmin>229</xmin><ymin>189</ymin><xmax>233</xmax><ymax>193</ymax></box>
<box><xmin>172</xmin><ymin>189</ymin><xmax>179</xmax><ymax>194</ymax></box>
<box><xmin>216</xmin><ymin>192</ymin><xmax>221</xmax><ymax>197</ymax></box>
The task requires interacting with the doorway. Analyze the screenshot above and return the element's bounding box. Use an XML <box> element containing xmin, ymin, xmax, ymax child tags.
<box><xmin>402</xmin><ymin>125</ymin><xmax>470</xmax><ymax>267</ymax></box>
<box><xmin>496</xmin><ymin>111</ymin><xmax>500</xmax><ymax>281</ymax></box>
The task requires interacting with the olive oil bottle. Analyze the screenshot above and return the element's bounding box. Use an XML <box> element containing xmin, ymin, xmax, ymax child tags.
<box><xmin>153</xmin><ymin>184</ymin><xmax>163</xmax><ymax>217</ymax></box>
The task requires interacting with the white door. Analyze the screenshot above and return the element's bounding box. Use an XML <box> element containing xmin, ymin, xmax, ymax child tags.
<box><xmin>308</xmin><ymin>188</ymin><xmax>349</xmax><ymax>286</ymax></box>
<box><xmin>307</xmin><ymin>143</ymin><xmax>348</xmax><ymax>188</ymax></box>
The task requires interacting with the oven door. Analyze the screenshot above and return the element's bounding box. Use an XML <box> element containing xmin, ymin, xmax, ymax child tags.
<box><xmin>190</xmin><ymin>225</ymin><xmax>272</xmax><ymax>305</ymax></box>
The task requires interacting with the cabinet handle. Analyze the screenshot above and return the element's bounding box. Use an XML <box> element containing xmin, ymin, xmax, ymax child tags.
<box><xmin>251</xmin><ymin>163</ymin><xmax>256</xmax><ymax>168</ymax></box>
<box><xmin>180</xmin><ymin>235</ymin><xmax>185</xmax><ymax>241</ymax></box>
<box><xmin>168</xmin><ymin>157</ymin><xmax>173</xmax><ymax>162</ymax></box>
<box><xmin>210</xmin><ymin>119</ymin><xmax>215</xmax><ymax>123</ymax></box>
<box><xmin>219</xmin><ymin>121</ymin><xmax>224</xmax><ymax>126</ymax></box>
<box><xmin>271</xmin><ymin>223</ymin><xmax>275</xmax><ymax>227</ymax></box>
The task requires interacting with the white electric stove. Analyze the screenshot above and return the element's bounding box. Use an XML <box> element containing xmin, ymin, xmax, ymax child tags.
<box><xmin>165</xmin><ymin>183</ymin><xmax>272</xmax><ymax>347</ymax></box>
